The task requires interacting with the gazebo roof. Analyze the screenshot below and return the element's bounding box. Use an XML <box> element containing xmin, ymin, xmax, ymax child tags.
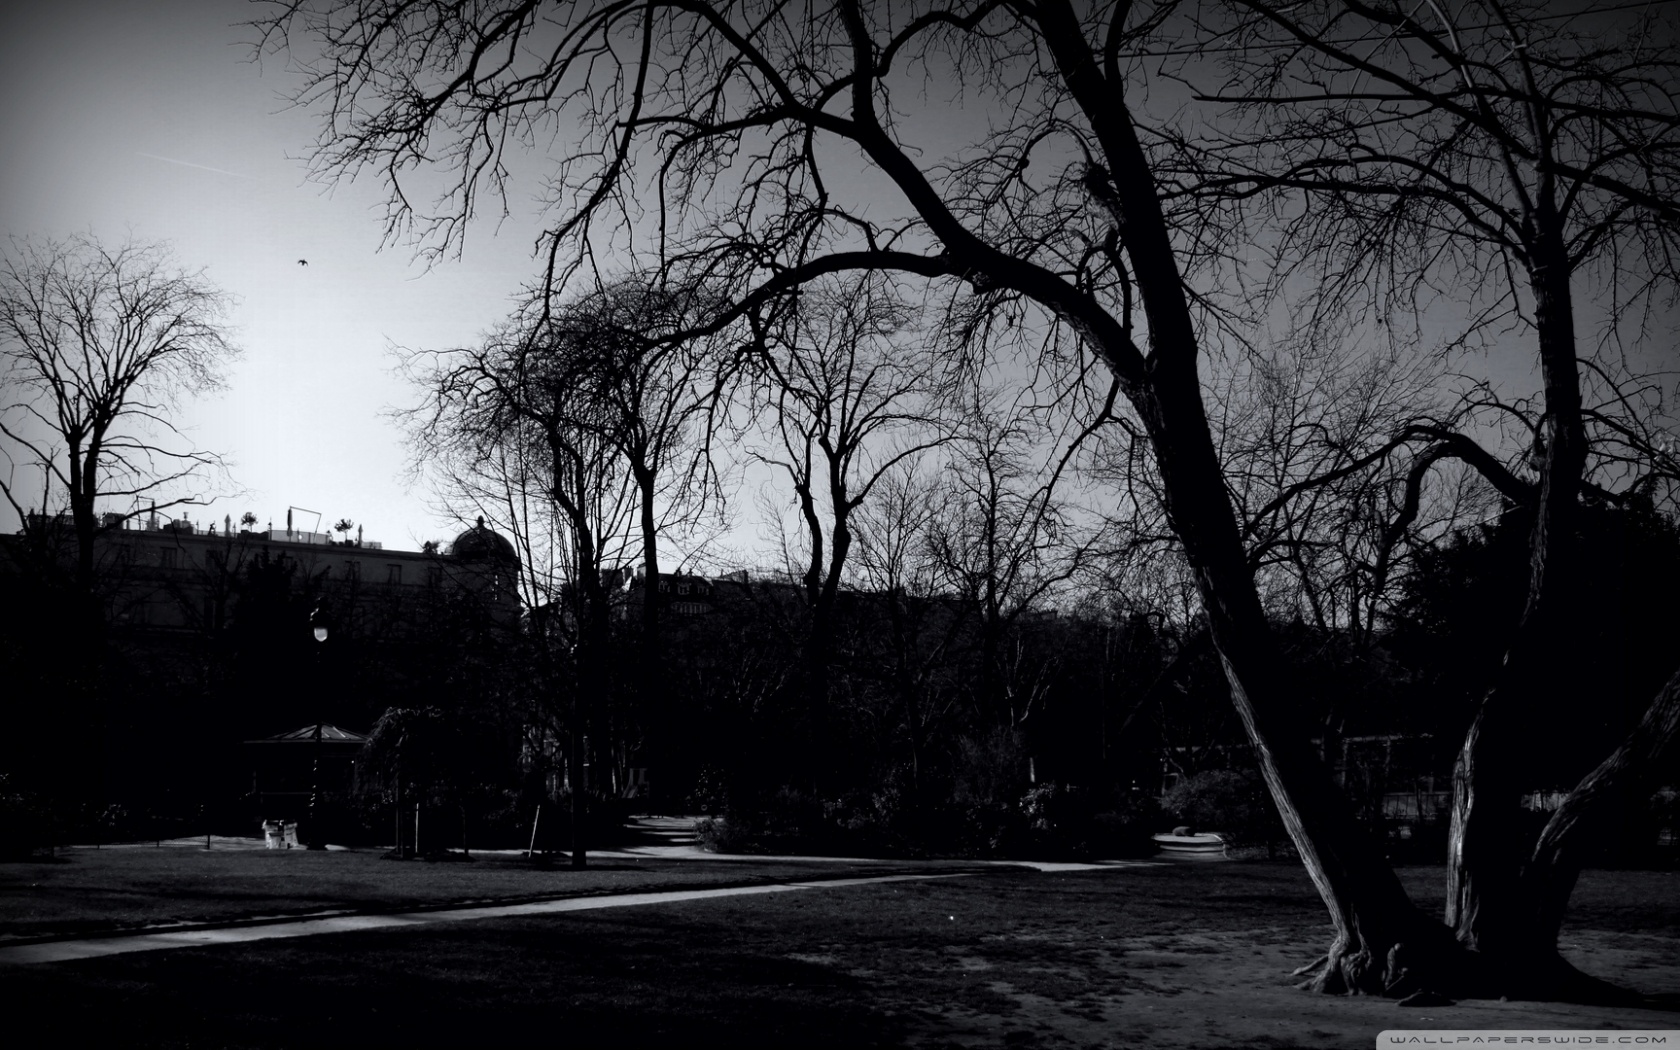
<box><xmin>245</xmin><ymin>723</ymin><xmax>369</xmax><ymax>745</ymax></box>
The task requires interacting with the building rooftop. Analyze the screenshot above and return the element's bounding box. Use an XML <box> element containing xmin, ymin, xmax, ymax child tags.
<box><xmin>450</xmin><ymin>517</ymin><xmax>519</xmax><ymax>565</ymax></box>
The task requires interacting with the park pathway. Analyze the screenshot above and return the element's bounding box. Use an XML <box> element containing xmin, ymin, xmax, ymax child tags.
<box><xmin>0</xmin><ymin>871</ymin><xmax>976</xmax><ymax>966</ymax></box>
<box><xmin>4</xmin><ymin>817</ymin><xmax>1161</xmax><ymax>967</ymax></box>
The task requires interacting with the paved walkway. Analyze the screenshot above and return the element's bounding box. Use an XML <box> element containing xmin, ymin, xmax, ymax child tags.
<box><xmin>0</xmin><ymin>871</ymin><xmax>975</xmax><ymax>966</ymax></box>
<box><xmin>10</xmin><ymin>816</ymin><xmax>1163</xmax><ymax>967</ymax></box>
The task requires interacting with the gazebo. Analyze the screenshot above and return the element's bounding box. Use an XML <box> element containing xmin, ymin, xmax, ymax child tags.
<box><xmin>245</xmin><ymin>723</ymin><xmax>369</xmax><ymax>823</ymax></box>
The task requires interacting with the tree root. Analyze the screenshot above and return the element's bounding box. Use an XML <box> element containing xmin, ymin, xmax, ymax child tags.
<box><xmin>1293</xmin><ymin>936</ymin><xmax>1645</xmax><ymax>1006</ymax></box>
<box><xmin>1293</xmin><ymin>942</ymin><xmax>1379</xmax><ymax>995</ymax></box>
<box><xmin>1290</xmin><ymin>953</ymin><xmax>1329</xmax><ymax>978</ymax></box>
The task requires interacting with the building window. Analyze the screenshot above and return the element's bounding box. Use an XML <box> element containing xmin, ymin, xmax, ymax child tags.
<box><xmin>344</xmin><ymin>559</ymin><xmax>360</xmax><ymax>579</ymax></box>
<box><xmin>427</xmin><ymin>567</ymin><xmax>443</xmax><ymax>588</ymax></box>
<box><xmin>160</xmin><ymin>548</ymin><xmax>179</xmax><ymax>569</ymax></box>
<box><xmin>387</xmin><ymin>563</ymin><xmax>402</xmax><ymax>584</ymax></box>
<box><xmin>677</xmin><ymin>581</ymin><xmax>690</xmax><ymax>596</ymax></box>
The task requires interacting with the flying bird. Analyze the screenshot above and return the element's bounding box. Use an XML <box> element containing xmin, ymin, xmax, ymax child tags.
<box><xmin>297</xmin><ymin>259</ymin><xmax>308</xmax><ymax>266</ymax></box>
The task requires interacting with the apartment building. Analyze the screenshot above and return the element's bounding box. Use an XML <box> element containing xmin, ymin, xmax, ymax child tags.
<box><xmin>8</xmin><ymin>510</ymin><xmax>521</xmax><ymax>633</ymax></box>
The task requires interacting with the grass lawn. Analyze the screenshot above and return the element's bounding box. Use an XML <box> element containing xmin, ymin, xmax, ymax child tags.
<box><xmin>0</xmin><ymin>844</ymin><xmax>933</xmax><ymax>941</ymax></box>
<box><xmin>2</xmin><ymin>856</ymin><xmax>1676</xmax><ymax>1048</ymax></box>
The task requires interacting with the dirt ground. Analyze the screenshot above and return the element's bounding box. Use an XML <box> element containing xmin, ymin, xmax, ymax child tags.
<box><xmin>885</xmin><ymin>925</ymin><xmax>1680</xmax><ymax>1049</ymax></box>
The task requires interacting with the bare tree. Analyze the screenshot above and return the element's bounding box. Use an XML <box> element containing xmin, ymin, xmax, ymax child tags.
<box><xmin>850</xmin><ymin>461</ymin><xmax>964</xmax><ymax>794</ymax></box>
<box><xmin>256</xmin><ymin>0</ymin><xmax>1680</xmax><ymax>1000</ymax></box>
<box><xmin>405</xmin><ymin>296</ymin><xmax>646</xmax><ymax>867</ymax></box>
<box><xmin>260</xmin><ymin>0</ymin><xmax>1410</xmax><ymax>991</ymax></box>
<box><xmin>1210</xmin><ymin>338</ymin><xmax>1488</xmax><ymax>644</ymax></box>
<box><xmin>931</xmin><ymin>374</ymin><xmax>1117</xmax><ymax>734</ymax></box>
<box><xmin>535</xmin><ymin>275</ymin><xmax>728</xmax><ymax>802</ymax></box>
<box><xmin>1177</xmin><ymin>0</ymin><xmax>1680</xmax><ymax>993</ymax></box>
<box><xmin>742</xmin><ymin>274</ymin><xmax>952</xmax><ymax>742</ymax></box>
<box><xmin>0</xmin><ymin>234</ymin><xmax>239</xmax><ymax>597</ymax></box>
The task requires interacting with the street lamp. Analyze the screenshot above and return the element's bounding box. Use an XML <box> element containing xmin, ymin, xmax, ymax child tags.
<box><xmin>307</xmin><ymin>605</ymin><xmax>329</xmax><ymax>850</ymax></box>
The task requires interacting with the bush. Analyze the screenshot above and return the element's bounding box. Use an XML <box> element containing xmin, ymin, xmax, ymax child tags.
<box><xmin>685</xmin><ymin>766</ymin><xmax>731</xmax><ymax>816</ymax></box>
<box><xmin>952</xmin><ymin>729</ymin><xmax>1028</xmax><ymax>810</ymax></box>
<box><xmin>1013</xmin><ymin>783</ymin><xmax>1159</xmax><ymax>860</ymax></box>
<box><xmin>1020</xmin><ymin>782</ymin><xmax>1094</xmax><ymax>858</ymax></box>
<box><xmin>1090</xmin><ymin>786</ymin><xmax>1166</xmax><ymax>858</ymax></box>
<box><xmin>1159</xmin><ymin>768</ymin><xmax>1284</xmax><ymax>849</ymax></box>
<box><xmin>702</xmin><ymin>786</ymin><xmax>833</xmax><ymax>854</ymax></box>
<box><xmin>694</xmin><ymin>815</ymin><xmax>757</xmax><ymax>853</ymax></box>
<box><xmin>960</xmin><ymin>799</ymin><xmax>1021</xmax><ymax>856</ymax></box>
<box><xmin>690</xmin><ymin>776</ymin><xmax>1161</xmax><ymax>861</ymax></box>
<box><xmin>0</xmin><ymin>776</ymin><xmax>52</xmax><ymax>859</ymax></box>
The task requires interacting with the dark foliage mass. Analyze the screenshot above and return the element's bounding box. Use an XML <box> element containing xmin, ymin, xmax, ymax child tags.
<box><xmin>1393</xmin><ymin>498</ymin><xmax>1680</xmax><ymax>771</ymax></box>
<box><xmin>4</xmin><ymin>492</ymin><xmax>1675</xmax><ymax>865</ymax></box>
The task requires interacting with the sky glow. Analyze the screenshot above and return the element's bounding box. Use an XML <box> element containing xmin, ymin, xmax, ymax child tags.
<box><xmin>0</xmin><ymin>0</ymin><xmax>540</xmax><ymax>551</ymax></box>
<box><xmin>3</xmin><ymin>0</ymin><xmax>1673</xmax><ymax>568</ymax></box>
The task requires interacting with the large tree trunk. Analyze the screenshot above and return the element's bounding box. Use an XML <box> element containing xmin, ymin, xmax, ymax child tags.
<box><xmin>68</xmin><ymin>439</ymin><xmax>103</xmax><ymax>601</ymax></box>
<box><xmin>980</xmin><ymin>574</ymin><xmax>1005</xmax><ymax>725</ymax></box>
<box><xmin>636</xmin><ymin>467</ymin><xmax>664</xmax><ymax>808</ymax></box>
<box><xmin>1135</xmin><ymin>371</ymin><xmax>1446</xmax><ymax>994</ymax></box>
<box><xmin>786</xmin><ymin>457</ymin><xmax>852</xmax><ymax>790</ymax></box>
<box><xmin>570</xmin><ymin>569</ymin><xmax>610</xmax><ymax>870</ymax></box>
<box><xmin>1062</xmin><ymin>27</ymin><xmax>1444</xmax><ymax>990</ymax></box>
<box><xmin>1528</xmin><ymin>666</ymin><xmax>1680</xmax><ymax>950</ymax></box>
<box><xmin>1446</xmin><ymin>215</ymin><xmax>1589</xmax><ymax>982</ymax></box>
<box><xmin>554</xmin><ymin>451</ymin><xmax>609</xmax><ymax>870</ymax></box>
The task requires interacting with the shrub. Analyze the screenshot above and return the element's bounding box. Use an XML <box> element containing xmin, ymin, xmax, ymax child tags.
<box><xmin>952</xmin><ymin>729</ymin><xmax>1028</xmax><ymax>809</ymax></box>
<box><xmin>1159</xmin><ymin>768</ymin><xmax>1284</xmax><ymax>849</ymax></box>
<box><xmin>1090</xmin><ymin>786</ymin><xmax>1165</xmax><ymax>858</ymax></box>
<box><xmin>694</xmin><ymin>815</ymin><xmax>757</xmax><ymax>853</ymax></box>
<box><xmin>1020</xmin><ymin>782</ymin><xmax>1095</xmax><ymax>857</ymax></box>
<box><xmin>685</xmin><ymin>766</ymin><xmax>731</xmax><ymax>816</ymax></box>
<box><xmin>0</xmin><ymin>775</ymin><xmax>51</xmax><ymax>859</ymax></box>
<box><xmin>933</xmin><ymin>799</ymin><xmax>1023</xmax><ymax>858</ymax></box>
<box><xmin>1014</xmin><ymin>782</ymin><xmax>1159</xmax><ymax>859</ymax></box>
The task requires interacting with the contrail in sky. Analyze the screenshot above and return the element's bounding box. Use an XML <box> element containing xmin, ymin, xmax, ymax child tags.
<box><xmin>135</xmin><ymin>152</ymin><xmax>251</xmax><ymax>179</ymax></box>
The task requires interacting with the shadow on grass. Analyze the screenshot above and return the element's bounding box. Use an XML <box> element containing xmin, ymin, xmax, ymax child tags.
<box><xmin>6</xmin><ymin>865</ymin><xmax>1680</xmax><ymax>1047</ymax></box>
<box><xmin>0</xmin><ymin>849</ymin><xmax>919</xmax><ymax>943</ymax></box>
<box><xmin>4</xmin><ymin>920</ymin><xmax>905</xmax><ymax>1048</ymax></box>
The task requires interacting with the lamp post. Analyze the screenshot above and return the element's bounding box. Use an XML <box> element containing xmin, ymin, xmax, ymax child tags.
<box><xmin>307</xmin><ymin>606</ymin><xmax>329</xmax><ymax>850</ymax></box>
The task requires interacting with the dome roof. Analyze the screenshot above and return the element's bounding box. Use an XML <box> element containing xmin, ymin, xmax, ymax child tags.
<box><xmin>450</xmin><ymin>517</ymin><xmax>519</xmax><ymax>564</ymax></box>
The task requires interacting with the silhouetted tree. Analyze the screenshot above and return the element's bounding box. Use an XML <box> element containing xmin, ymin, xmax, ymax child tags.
<box><xmin>259</xmin><ymin>0</ymin><xmax>1680</xmax><ymax>999</ymax></box>
<box><xmin>0</xmin><ymin>234</ymin><xmax>239</xmax><ymax>599</ymax></box>
<box><xmin>1182</xmin><ymin>0</ymin><xmax>1680</xmax><ymax>993</ymax></box>
<box><xmin>744</xmin><ymin>274</ymin><xmax>951</xmax><ymax>784</ymax></box>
